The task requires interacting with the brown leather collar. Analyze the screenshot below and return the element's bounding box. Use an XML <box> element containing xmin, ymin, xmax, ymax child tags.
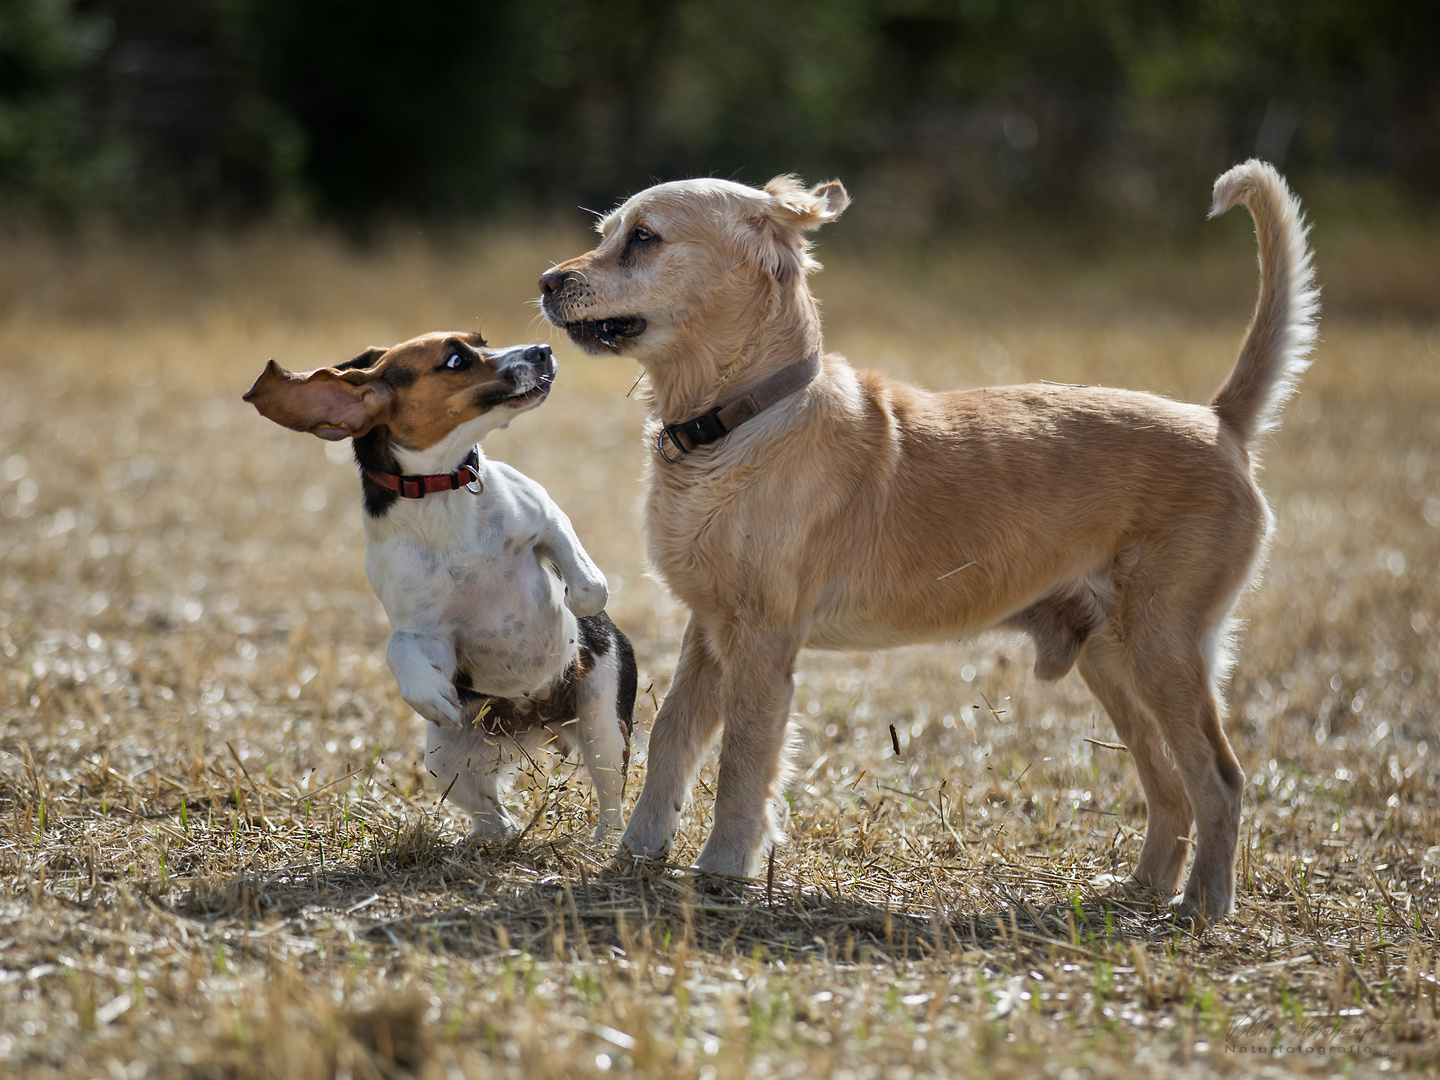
<box><xmin>364</xmin><ymin>446</ymin><xmax>483</xmax><ymax>499</ymax></box>
<box><xmin>658</xmin><ymin>352</ymin><xmax>821</xmax><ymax>461</ymax></box>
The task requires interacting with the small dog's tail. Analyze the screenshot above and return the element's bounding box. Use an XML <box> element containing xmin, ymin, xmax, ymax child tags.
<box><xmin>1208</xmin><ymin>160</ymin><xmax>1319</xmax><ymax>447</ymax></box>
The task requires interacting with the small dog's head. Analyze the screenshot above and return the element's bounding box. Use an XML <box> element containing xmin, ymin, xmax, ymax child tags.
<box><xmin>537</xmin><ymin>176</ymin><xmax>848</xmax><ymax>371</ymax></box>
<box><xmin>243</xmin><ymin>332</ymin><xmax>556</xmax><ymax>450</ymax></box>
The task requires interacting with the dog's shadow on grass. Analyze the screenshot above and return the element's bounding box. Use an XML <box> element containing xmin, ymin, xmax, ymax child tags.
<box><xmin>194</xmin><ymin>828</ymin><xmax>1190</xmax><ymax>965</ymax></box>
<box><xmin>170</xmin><ymin>819</ymin><xmax>1192</xmax><ymax>967</ymax></box>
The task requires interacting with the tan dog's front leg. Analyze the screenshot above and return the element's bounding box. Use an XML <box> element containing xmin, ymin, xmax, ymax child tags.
<box><xmin>619</xmin><ymin>617</ymin><xmax>722</xmax><ymax>860</ymax></box>
<box><xmin>694</xmin><ymin>627</ymin><xmax>798</xmax><ymax>878</ymax></box>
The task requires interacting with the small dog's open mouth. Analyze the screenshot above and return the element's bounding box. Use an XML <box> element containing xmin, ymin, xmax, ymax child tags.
<box><xmin>564</xmin><ymin>316</ymin><xmax>646</xmax><ymax>350</ymax></box>
<box><xmin>503</xmin><ymin>384</ymin><xmax>550</xmax><ymax>408</ymax></box>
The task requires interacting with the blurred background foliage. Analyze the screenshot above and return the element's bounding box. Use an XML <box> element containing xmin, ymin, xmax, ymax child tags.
<box><xmin>0</xmin><ymin>0</ymin><xmax>1436</xmax><ymax>229</ymax></box>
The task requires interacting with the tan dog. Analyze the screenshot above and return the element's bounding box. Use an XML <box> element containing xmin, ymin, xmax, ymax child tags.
<box><xmin>540</xmin><ymin>161</ymin><xmax>1316</xmax><ymax>919</ymax></box>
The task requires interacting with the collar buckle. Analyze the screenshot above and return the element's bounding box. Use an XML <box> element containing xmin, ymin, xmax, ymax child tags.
<box><xmin>460</xmin><ymin>461</ymin><xmax>484</xmax><ymax>494</ymax></box>
<box><xmin>658</xmin><ymin>406</ymin><xmax>726</xmax><ymax>462</ymax></box>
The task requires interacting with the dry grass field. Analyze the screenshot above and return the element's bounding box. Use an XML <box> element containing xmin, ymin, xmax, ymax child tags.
<box><xmin>1</xmin><ymin>212</ymin><xmax>1438</xmax><ymax>1079</ymax></box>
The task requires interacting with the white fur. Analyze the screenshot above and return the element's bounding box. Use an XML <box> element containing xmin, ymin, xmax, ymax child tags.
<box><xmin>1209</xmin><ymin>159</ymin><xmax>1320</xmax><ymax>442</ymax></box>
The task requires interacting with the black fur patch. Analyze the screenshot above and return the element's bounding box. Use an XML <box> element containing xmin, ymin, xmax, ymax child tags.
<box><xmin>613</xmin><ymin>621</ymin><xmax>638</xmax><ymax>777</ymax></box>
<box><xmin>577</xmin><ymin>610</ymin><xmax>614</xmax><ymax>660</ymax></box>
<box><xmin>352</xmin><ymin>429</ymin><xmax>401</xmax><ymax>518</ymax></box>
<box><xmin>451</xmin><ymin>610</ymin><xmax>638</xmax><ymax>778</ymax></box>
<box><xmin>336</xmin><ymin>347</ymin><xmax>386</xmax><ymax>371</ymax></box>
<box><xmin>453</xmin><ymin>665</ymin><xmax>581</xmax><ymax>736</ymax></box>
<box><xmin>383</xmin><ymin>364</ymin><xmax>418</xmax><ymax>390</ymax></box>
<box><xmin>579</xmin><ymin>610</ymin><xmax>636</xmax><ymax>740</ymax></box>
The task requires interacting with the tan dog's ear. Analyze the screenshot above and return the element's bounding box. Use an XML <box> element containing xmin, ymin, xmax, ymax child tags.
<box><xmin>242</xmin><ymin>359</ymin><xmax>395</xmax><ymax>441</ymax></box>
<box><xmin>745</xmin><ymin>176</ymin><xmax>851</xmax><ymax>282</ymax></box>
<box><xmin>765</xmin><ymin>176</ymin><xmax>850</xmax><ymax>227</ymax></box>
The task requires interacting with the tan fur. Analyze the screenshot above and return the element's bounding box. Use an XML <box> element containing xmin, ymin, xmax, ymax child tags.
<box><xmin>540</xmin><ymin>162</ymin><xmax>1318</xmax><ymax>919</ymax></box>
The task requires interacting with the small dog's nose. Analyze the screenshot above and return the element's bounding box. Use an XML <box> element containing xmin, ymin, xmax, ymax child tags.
<box><xmin>539</xmin><ymin>269</ymin><xmax>572</xmax><ymax>297</ymax></box>
<box><xmin>524</xmin><ymin>343</ymin><xmax>557</xmax><ymax>378</ymax></box>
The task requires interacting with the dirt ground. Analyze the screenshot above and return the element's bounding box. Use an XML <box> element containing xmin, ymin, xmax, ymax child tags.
<box><xmin>1</xmin><ymin>215</ymin><xmax>1438</xmax><ymax>1078</ymax></box>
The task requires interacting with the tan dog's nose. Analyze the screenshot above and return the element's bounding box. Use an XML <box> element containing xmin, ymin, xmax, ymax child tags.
<box><xmin>539</xmin><ymin>268</ymin><xmax>574</xmax><ymax>297</ymax></box>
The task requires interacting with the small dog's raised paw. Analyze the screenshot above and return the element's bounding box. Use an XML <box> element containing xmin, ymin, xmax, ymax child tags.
<box><xmin>399</xmin><ymin>675</ymin><xmax>463</xmax><ymax>728</ymax></box>
<box><xmin>564</xmin><ymin>581</ymin><xmax>608</xmax><ymax>618</ymax></box>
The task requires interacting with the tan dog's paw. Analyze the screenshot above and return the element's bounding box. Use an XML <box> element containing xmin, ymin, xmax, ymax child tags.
<box><xmin>618</xmin><ymin>815</ymin><xmax>675</xmax><ymax>861</ymax></box>
<box><xmin>1176</xmin><ymin>887</ymin><xmax>1232</xmax><ymax>925</ymax></box>
<box><xmin>694</xmin><ymin>838</ymin><xmax>758</xmax><ymax>879</ymax></box>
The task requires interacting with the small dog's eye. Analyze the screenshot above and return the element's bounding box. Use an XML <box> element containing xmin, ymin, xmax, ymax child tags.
<box><xmin>446</xmin><ymin>352</ymin><xmax>465</xmax><ymax>370</ymax></box>
<box><xmin>631</xmin><ymin>225</ymin><xmax>657</xmax><ymax>243</ymax></box>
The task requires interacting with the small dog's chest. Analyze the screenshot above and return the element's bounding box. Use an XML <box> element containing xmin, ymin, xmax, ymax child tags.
<box><xmin>366</xmin><ymin>498</ymin><xmax>577</xmax><ymax>699</ymax></box>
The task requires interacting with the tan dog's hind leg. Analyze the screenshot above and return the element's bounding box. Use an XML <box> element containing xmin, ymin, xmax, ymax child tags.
<box><xmin>1134</xmin><ymin>656</ymin><xmax>1243</xmax><ymax>919</ymax></box>
<box><xmin>1117</xmin><ymin>609</ymin><xmax>1246</xmax><ymax>920</ymax></box>
<box><xmin>1077</xmin><ymin>633</ymin><xmax>1194</xmax><ymax>897</ymax></box>
<box><xmin>620</xmin><ymin>618</ymin><xmax>723</xmax><ymax>860</ymax></box>
<box><xmin>694</xmin><ymin>626</ymin><xmax>799</xmax><ymax>878</ymax></box>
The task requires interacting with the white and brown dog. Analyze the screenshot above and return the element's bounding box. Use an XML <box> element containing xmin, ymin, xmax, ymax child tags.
<box><xmin>244</xmin><ymin>333</ymin><xmax>637</xmax><ymax>843</ymax></box>
<box><xmin>539</xmin><ymin>161</ymin><xmax>1317</xmax><ymax>919</ymax></box>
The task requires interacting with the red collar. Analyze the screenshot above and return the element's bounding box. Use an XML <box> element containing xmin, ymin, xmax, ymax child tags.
<box><xmin>364</xmin><ymin>447</ymin><xmax>483</xmax><ymax>499</ymax></box>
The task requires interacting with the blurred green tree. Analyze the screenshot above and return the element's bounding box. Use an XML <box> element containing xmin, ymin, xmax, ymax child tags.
<box><xmin>0</xmin><ymin>0</ymin><xmax>1434</xmax><ymax>223</ymax></box>
<box><xmin>0</xmin><ymin>0</ymin><xmax>114</xmax><ymax>213</ymax></box>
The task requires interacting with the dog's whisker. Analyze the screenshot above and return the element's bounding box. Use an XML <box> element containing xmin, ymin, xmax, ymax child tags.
<box><xmin>936</xmin><ymin>561</ymin><xmax>977</xmax><ymax>581</ymax></box>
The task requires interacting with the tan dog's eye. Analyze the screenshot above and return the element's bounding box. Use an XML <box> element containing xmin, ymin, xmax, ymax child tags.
<box><xmin>631</xmin><ymin>224</ymin><xmax>658</xmax><ymax>244</ymax></box>
<box><xmin>446</xmin><ymin>352</ymin><xmax>467</xmax><ymax>370</ymax></box>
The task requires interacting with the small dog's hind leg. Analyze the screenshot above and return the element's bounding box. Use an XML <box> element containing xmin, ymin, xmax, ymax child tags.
<box><xmin>573</xmin><ymin>624</ymin><xmax>638</xmax><ymax>843</ymax></box>
<box><xmin>425</xmin><ymin>722</ymin><xmax>524</xmax><ymax>840</ymax></box>
<box><xmin>620</xmin><ymin>617</ymin><xmax>722</xmax><ymax>861</ymax></box>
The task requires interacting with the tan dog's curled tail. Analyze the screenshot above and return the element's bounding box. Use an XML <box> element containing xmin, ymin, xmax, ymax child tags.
<box><xmin>1208</xmin><ymin>159</ymin><xmax>1320</xmax><ymax>447</ymax></box>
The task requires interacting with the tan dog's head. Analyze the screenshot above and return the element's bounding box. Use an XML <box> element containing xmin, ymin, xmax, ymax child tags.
<box><xmin>243</xmin><ymin>332</ymin><xmax>557</xmax><ymax>452</ymax></box>
<box><xmin>539</xmin><ymin>176</ymin><xmax>848</xmax><ymax>416</ymax></box>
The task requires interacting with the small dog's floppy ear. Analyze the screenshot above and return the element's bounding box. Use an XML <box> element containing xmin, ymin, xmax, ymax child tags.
<box><xmin>339</xmin><ymin>346</ymin><xmax>388</xmax><ymax>370</ymax></box>
<box><xmin>242</xmin><ymin>359</ymin><xmax>395</xmax><ymax>441</ymax></box>
<box><xmin>746</xmin><ymin>176</ymin><xmax>851</xmax><ymax>282</ymax></box>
